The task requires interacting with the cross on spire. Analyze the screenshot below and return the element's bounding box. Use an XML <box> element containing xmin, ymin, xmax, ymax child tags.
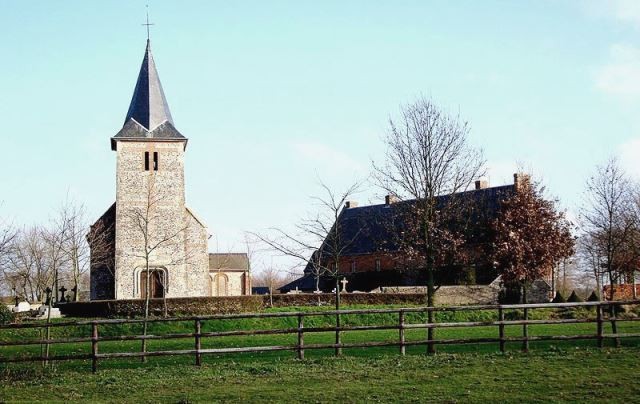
<box><xmin>142</xmin><ymin>5</ymin><xmax>154</xmax><ymax>41</ymax></box>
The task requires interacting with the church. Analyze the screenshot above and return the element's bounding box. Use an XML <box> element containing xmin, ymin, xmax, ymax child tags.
<box><xmin>89</xmin><ymin>40</ymin><xmax>251</xmax><ymax>300</ymax></box>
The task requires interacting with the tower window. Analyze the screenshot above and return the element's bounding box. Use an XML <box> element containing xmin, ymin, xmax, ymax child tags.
<box><xmin>144</xmin><ymin>152</ymin><xmax>149</xmax><ymax>171</ymax></box>
<box><xmin>375</xmin><ymin>259</ymin><xmax>381</xmax><ymax>272</ymax></box>
<box><xmin>153</xmin><ymin>152</ymin><xmax>158</xmax><ymax>171</ymax></box>
<box><xmin>351</xmin><ymin>261</ymin><xmax>357</xmax><ymax>273</ymax></box>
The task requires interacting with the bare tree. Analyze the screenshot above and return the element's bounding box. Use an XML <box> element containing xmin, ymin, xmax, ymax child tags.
<box><xmin>578</xmin><ymin>234</ymin><xmax>605</xmax><ymax>300</ymax></box>
<box><xmin>252</xmin><ymin>264</ymin><xmax>289</xmax><ymax>307</ymax></box>
<box><xmin>252</xmin><ymin>181</ymin><xmax>362</xmax><ymax>355</ymax></box>
<box><xmin>580</xmin><ymin>158</ymin><xmax>637</xmax><ymax>301</ymax></box>
<box><xmin>7</xmin><ymin>227</ymin><xmax>49</xmax><ymax>302</ymax></box>
<box><xmin>0</xmin><ymin>212</ymin><xmax>17</xmax><ymax>289</ymax></box>
<box><xmin>372</xmin><ymin>97</ymin><xmax>485</xmax><ymax>351</ymax></box>
<box><xmin>58</xmin><ymin>200</ymin><xmax>90</xmax><ymax>302</ymax></box>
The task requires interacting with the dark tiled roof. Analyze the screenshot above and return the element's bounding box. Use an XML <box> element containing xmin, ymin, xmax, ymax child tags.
<box><xmin>111</xmin><ymin>40</ymin><xmax>186</xmax><ymax>150</ymax></box>
<box><xmin>327</xmin><ymin>185</ymin><xmax>515</xmax><ymax>257</ymax></box>
<box><xmin>209</xmin><ymin>253</ymin><xmax>249</xmax><ymax>270</ymax></box>
<box><xmin>283</xmin><ymin>185</ymin><xmax>514</xmax><ymax>292</ymax></box>
<box><xmin>279</xmin><ymin>274</ymin><xmax>334</xmax><ymax>293</ymax></box>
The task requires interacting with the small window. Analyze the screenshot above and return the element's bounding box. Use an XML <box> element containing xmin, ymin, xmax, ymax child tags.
<box><xmin>351</xmin><ymin>261</ymin><xmax>357</xmax><ymax>273</ymax></box>
<box><xmin>153</xmin><ymin>152</ymin><xmax>158</xmax><ymax>171</ymax></box>
<box><xmin>144</xmin><ymin>152</ymin><xmax>150</xmax><ymax>171</ymax></box>
<box><xmin>375</xmin><ymin>259</ymin><xmax>381</xmax><ymax>272</ymax></box>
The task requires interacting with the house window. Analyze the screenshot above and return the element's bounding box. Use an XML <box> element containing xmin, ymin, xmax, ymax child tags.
<box><xmin>351</xmin><ymin>261</ymin><xmax>357</xmax><ymax>273</ymax></box>
<box><xmin>153</xmin><ymin>152</ymin><xmax>158</xmax><ymax>171</ymax></box>
<box><xmin>144</xmin><ymin>152</ymin><xmax>150</xmax><ymax>171</ymax></box>
<box><xmin>375</xmin><ymin>259</ymin><xmax>381</xmax><ymax>272</ymax></box>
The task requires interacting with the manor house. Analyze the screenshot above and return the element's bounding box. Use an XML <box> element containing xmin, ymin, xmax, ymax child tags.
<box><xmin>89</xmin><ymin>40</ymin><xmax>250</xmax><ymax>300</ymax></box>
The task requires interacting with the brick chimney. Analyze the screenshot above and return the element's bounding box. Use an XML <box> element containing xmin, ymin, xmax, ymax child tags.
<box><xmin>475</xmin><ymin>180</ymin><xmax>489</xmax><ymax>190</ymax></box>
<box><xmin>345</xmin><ymin>201</ymin><xmax>359</xmax><ymax>209</ymax></box>
<box><xmin>385</xmin><ymin>195</ymin><xmax>399</xmax><ymax>205</ymax></box>
<box><xmin>513</xmin><ymin>173</ymin><xmax>531</xmax><ymax>191</ymax></box>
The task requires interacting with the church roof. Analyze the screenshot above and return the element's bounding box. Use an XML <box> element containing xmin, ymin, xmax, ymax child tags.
<box><xmin>111</xmin><ymin>40</ymin><xmax>186</xmax><ymax>150</ymax></box>
<box><xmin>209</xmin><ymin>253</ymin><xmax>250</xmax><ymax>271</ymax></box>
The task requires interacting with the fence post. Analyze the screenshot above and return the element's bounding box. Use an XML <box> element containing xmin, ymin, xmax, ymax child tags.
<box><xmin>195</xmin><ymin>319</ymin><xmax>202</xmax><ymax>366</ymax></box>
<box><xmin>297</xmin><ymin>314</ymin><xmax>304</xmax><ymax>360</ymax></box>
<box><xmin>610</xmin><ymin>303</ymin><xmax>621</xmax><ymax>348</ymax></box>
<box><xmin>426</xmin><ymin>308</ymin><xmax>435</xmax><ymax>354</ymax></box>
<box><xmin>91</xmin><ymin>322</ymin><xmax>99</xmax><ymax>373</ymax></box>
<box><xmin>399</xmin><ymin>310</ymin><xmax>405</xmax><ymax>356</ymax></box>
<box><xmin>596</xmin><ymin>303</ymin><xmax>604</xmax><ymax>348</ymax></box>
<box><xmin>522</xmin><ymin>307</ymin><xmax>529</xmax><ymax>353</ymax></box>
<box><xmin>335</xmin><ymin>311</ymin><xmax>342</xmax><ymax>357</ymax></box>
<box><xmin>498</xmin><ymin>307</ymin><xmax>505</xmax><ymax>353</ymax></box>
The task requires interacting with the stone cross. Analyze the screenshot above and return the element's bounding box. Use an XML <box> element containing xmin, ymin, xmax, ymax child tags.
<box><xmin>59</xmin><ymin>286</ymin><xmax>67</xmax><ymax>303</ymax></box>
<box><xmin>340</xmin><ymin>278</ymin><xmax>349</xmax><ymax>293</ymax></box>
<box><xmin>71</xmin><ymin>285</ymin><xmax>78</xmax><ymax>302</ymax></box>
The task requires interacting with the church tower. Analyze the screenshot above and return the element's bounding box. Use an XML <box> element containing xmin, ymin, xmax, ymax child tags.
<box><xmin>90</xmin><ymin>40</ymin><xmax>209</xmax><ymax>300</ymax></box>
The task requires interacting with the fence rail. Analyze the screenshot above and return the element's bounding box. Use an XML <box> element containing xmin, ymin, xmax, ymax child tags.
<box><xmin>1</xmin><ymin>300</ymin><xmax>639</xmax><ymax>372</ymax></box>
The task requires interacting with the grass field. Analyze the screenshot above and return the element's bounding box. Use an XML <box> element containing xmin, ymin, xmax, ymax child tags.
<box><xmin>1</xmin><ymin>348</ymin><xmax>640</xmax><ymax>402</ymax></box>
<box><xmin>1</xmin><ymin>305</ymin><xmax>640</xmax><ymax>402</ymax></box>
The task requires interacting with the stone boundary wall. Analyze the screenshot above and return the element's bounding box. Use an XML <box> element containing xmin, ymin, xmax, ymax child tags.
<box><xmin>435</xmin><ymin>285</ymin><xmax>500</xmax><ymax>306</ymax></box>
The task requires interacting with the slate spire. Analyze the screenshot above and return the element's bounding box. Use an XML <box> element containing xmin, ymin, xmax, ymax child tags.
<box><xmin>125</xmin><ymin>39</ymin><xmax>173</xmax><ymax>131</ymax></box>
<box><xmin>111</xmin><ymin>40</ymin><xmax>186</xmax><ymax>150</ymax></box>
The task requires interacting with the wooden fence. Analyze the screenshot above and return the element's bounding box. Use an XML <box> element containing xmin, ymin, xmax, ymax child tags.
<box><xmin>1</xmin><ymin>300</ymin><xmax>639</xmax><ymax>373</ymax></box>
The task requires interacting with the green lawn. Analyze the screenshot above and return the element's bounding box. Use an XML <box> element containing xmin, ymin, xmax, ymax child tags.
<box><xmin>1</xmin><ymin>348</ymin><xmax>640</xmax><ymax>403</ymax></box>
<box><xmin>1</xmin><ymin>305</ymin><xmax>640</xmax><ymax>402</ymax></box>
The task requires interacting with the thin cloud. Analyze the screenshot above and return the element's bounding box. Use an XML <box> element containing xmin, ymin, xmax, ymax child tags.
<box><xmin>619</xmin><ymin>137</ymin><xmax>640</xmax><ymax>179</ymax></box>
<box><xmin>292</xmin><ymin>140</ymin><xmax>365</xmax><ymax>176</ymax></box>
<box><xmin>585</xmin><ymin>0</ymin><xmax>640</xmax><ymax>26</ymax></box>
<box><xmin>595</xmin><ymin>44</ymin><xmax>640</xmax><ymax>96</ymax></box>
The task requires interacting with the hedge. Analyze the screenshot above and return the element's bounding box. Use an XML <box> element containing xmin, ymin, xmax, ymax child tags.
<box><xmin>57</xmin><ymin>293</ymin><xmax>431</xmax><ymax>318</ymax></box>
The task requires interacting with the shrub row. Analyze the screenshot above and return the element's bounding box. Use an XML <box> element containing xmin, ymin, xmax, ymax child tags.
<box><xmin>58</xmin><ymin>293</ymin><xmax>431</xmax><ymax>318</ymax></box>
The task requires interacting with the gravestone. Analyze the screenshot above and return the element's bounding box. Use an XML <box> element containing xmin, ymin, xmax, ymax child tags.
<box><xmin>340</xmin><ymin>278</ymin><xmax>349</xmax><ymax>293</ymax></box>
<box><xmin>12</xmin><ymin>301</ymin><xmax>31</xmax><ymax>313</ymax></box>
<box><xmin>37</xmin><ymin>305</ymin><xmax>61</xmax><ymax>319</ymax></box>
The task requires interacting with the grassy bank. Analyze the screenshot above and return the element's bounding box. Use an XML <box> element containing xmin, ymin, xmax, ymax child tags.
<box><xmin>1</xmin><ymin>348</ymin><xmax>639</xmax><ymax>402</ymax></box>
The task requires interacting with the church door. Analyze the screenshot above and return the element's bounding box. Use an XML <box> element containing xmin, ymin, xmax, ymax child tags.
<box><xmin>140</xmin><ymin>270</ymin><xmax>165</xmax><ymax>299</ymax></box>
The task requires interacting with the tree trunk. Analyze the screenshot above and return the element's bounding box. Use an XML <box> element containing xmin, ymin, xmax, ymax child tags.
<box><xmin>141</xmin><ymin>262</ymin><xmax>151</xmax><ymax>363</ymax></box>
<box><xmin>522</xmin><ymin>282</ymin><xmax>529</xmax><ymax>353</ymax></box>
<box><xmin>426</xmin><ymin>267</ymin><xmax>436</xmax><ymax>354</ymax></box>
<box><xmin>335</xmin><ymin>277</ymin><xmax>341</xmax><ymax>356</ymax></box>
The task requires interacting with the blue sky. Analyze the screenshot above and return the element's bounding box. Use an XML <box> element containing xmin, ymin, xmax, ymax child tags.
<box><xmin>1</xmin><ymin>1</ymin><xmax>640</xmax><ymax>273</ymax></box>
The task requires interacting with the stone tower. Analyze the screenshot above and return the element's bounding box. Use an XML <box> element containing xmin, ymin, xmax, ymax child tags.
<box><xmin>90</xmin><ymin>40</ymin><xmax>209</xmax><ymax>300</ymax></box>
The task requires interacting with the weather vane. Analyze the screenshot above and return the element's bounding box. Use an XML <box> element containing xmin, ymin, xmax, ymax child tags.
<box><xmin>142</xmin><ymin>4</ymin><xmax>154</xmax><ymax>41</ymax></box>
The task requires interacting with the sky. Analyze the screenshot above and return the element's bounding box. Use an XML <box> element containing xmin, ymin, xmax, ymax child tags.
<box><xmin>1</xmin><ymin>0</ymin><xmax>640</xmax><ymax>274</ymax></box>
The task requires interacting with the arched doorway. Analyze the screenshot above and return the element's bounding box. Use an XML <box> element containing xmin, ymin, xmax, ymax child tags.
<box><xmin>140</xmin><ymin>269</ymin><xmax>165</xmax><ymax>299</ymax></box>
<box><xmin>211</xmin><ymin>273</ymin><xmax>228</xmax><ymax>296</ymax></box>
